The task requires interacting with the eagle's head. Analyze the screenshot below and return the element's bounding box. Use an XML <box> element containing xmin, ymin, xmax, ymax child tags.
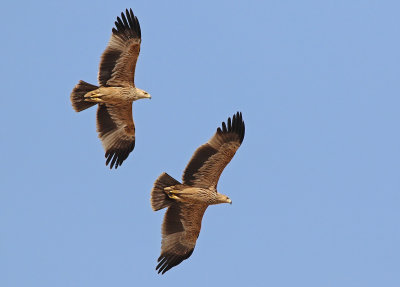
<box><xmin>216</xmin><ymin>192</ymin><xmax>232</xmax><ymax>205</ymax></box>
<box><xmin>135</xmin><ymin>88</ymin><xmax>151</xmax><ymax>100</ymax></box>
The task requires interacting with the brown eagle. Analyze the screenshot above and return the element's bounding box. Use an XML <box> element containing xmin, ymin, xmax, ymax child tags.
<box><xmin>70</xmin><ymin>9</ymin><xmax>151</xmax><ymax>169</ymax></box>
<box><xmin>151</xmin><ymin>112</ymin><xmax>245</xmax><ymax>274</ymax></box>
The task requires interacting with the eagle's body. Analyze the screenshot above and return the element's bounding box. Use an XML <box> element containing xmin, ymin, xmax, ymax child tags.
<box><xmin>70</xmin><ymin>9</ymin><xmax>150</xmax><ymax>168</ymax></box>
<box><xmin>151</xmin><ymin>112</ymin><xmax>245</xmax><ymax>274</ymax></box>
<box><xmin>164</xmin><ymin>185</ymin><xmax>229</xmax><ymax>205</ymax></box>
<box><xmin>85</xmin><ymin>86</ymin><xmax>140</xmax><ymax>103</ymax></box>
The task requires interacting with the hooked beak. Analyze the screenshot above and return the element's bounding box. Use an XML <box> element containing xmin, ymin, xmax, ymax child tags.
<box><xmin>227</xmin><ymin>198</ymin><xmax>232</xmax><ymax>205</ymax></box>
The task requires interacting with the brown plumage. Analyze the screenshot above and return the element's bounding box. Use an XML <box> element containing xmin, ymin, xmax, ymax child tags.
<box><xmin>70</xmin><ymin>9</ymin><xmax>151</xmax><ymax>169</ymax></box>
<box><xmin>151</xmin><ymin>112</ymin><xmax>245</xmax><ymax>274</ymax></box>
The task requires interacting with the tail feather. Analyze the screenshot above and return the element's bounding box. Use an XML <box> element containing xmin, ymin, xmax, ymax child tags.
<box><xmin>70</xmin><ymin>80</ymin><xmax>99</xmax><ymax>112</ymax></box>
<box><xmin>151</xmin><ymin>172</ymin><xmax>181</xmax><ymax>211</ymax></box>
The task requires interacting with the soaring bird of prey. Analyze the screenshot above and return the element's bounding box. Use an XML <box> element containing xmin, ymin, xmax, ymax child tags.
<box><xmin>151</xmin><ymin>112</ymin><xmax>245</xmax><ymax>274</ymax></box>
<box><xmin>70</xmin><ymin>9</ymin><xmax>151</xmax><ymax>169</ymax></box>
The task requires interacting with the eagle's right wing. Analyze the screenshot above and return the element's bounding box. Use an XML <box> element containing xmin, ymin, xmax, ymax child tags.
<box><xmin>156</xmin><ymin>203</ymin><xmax>208</xmax><ymax>274</ymax></box>
<box><xmin>96</xmin><ymin>103</ymin><xmax>135</xmax><ymax>169</ymax></box>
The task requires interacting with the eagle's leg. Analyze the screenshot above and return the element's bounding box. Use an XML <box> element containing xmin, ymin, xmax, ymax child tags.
<box><xmin>164</xmin><ymin>186</ymin><xmax>180</xmax><ymax>200</ymax></box>
<box><xmin>84</xmin><ymin>91</ymin><xmax>105</xmax><ymax>103</ymax></box>
<box><xmin>168</xmin><ymin>193</ymin><xmax>179</xmax><ymax>200</ymax></box>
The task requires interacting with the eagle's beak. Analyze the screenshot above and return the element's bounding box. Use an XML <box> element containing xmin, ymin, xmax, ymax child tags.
<box><xmin>227</xmin><ymin>198</ymin><xmax>232</xmax><ymax>205</ymax></box>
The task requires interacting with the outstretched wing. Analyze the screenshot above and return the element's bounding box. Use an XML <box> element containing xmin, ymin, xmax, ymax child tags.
<box><xmin>96</xmin><ymin>103</ymin><xmax>135</xmax><ymax>169</ymax></box>
<box><xmin>182</xmin><ymin>112</ymin><xmax>245</xmax><ymax>188</ymax></box>
<box><xmin>98</xmin><ymin>8</ymin><xmax>141</xmax><ymax>87</ymax></box>
<box><xmin>156</xmin><ymin>203</ymin><xmax>207</xmax><ymax>274</ymax></box>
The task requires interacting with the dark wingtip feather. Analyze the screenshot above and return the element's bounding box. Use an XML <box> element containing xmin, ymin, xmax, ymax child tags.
<box><xmin>116</xmin><ymin>17</ymin><xmax>124</xmax><ymax>30</ymax></box>
<box><xmin>104</xmin><ymin>141</ymin><xmax>135</xmax><ymax>169</ymax></box>
<box><xmin>218</xmin><ymin>112</ymin><xmax>245</xmax><ymax>143</ymax></box>
<box><xmin>222</xmin><ymin>122</ymin><xmax>227</xmax><ymax>133</ymax></box>
<box><xmin>121</xmin><ymin>12</ymin><xmax>129</xmax><ymax>29</ymax></box>
<box><xmin>155</xmin><ymin>250</ymin><xmax>194</xmax><ymax>275</ymax></box>
<box><xmin>112</xmin><ymin>8</ymin><xmax>141</xmax><ymax>39</ymax></box>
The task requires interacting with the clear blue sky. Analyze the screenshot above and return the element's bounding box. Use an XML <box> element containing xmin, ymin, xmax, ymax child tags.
<box><xmin>1</xmin><ymin>0</ymin><xmax>399</xmax><ymax>286</ymax></box>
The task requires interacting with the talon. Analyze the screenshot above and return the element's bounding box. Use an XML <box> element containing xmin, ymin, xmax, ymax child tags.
<box><xmin>168</xmin><ymin>193</ymin><xmax>178</xmax><ymax>200</ymax></box>
<box><xmin>167</xmin><ymin>190</ymin><xmax>178</xmax><ymax>199</ymax></box>
<box><xmin>84</xmin><ymin>93</ymin><xmax>95</xmax><ymax>98</ymax></box>
<box><xmin>84</xmin><ymin>93</ymin><xmax>105</xmax><ymax>103</ymax></box>
<box><xmin>165</xmin><ymin>188</ymin><xmax>179</xmax><ymax>199</ymax></box>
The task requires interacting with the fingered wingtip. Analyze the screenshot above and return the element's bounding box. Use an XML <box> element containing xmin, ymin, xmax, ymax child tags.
<box><xmin>112</xmin><ymin>8</ymin><xmax>141</xmax><ymax>39</ymax></box>
<box><xmin>217</xmin><ymin>111</ymin><xmax>245</xmax><ymax>143</ymax></box>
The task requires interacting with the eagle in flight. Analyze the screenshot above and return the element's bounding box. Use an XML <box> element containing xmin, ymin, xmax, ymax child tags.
<box><xmin>151</xmin><ymin>112</ymin><xmax>245</xmax><ymax>274</ymax></box>
<box><xmin>70</xmin><ymin>9</ymin><xmax>150</xmax><ymax>169</ymax></box>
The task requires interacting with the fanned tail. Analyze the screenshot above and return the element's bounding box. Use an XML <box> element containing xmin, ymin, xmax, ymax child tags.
<box><xmin>151</xmin><ymin>173</ymin><xmax>181</xmax><ymax>211</ymax></box>
<box><xmin>70</xmin><ymin>80</ymin><xmax>99</xmax><ymax>112</ymax></box>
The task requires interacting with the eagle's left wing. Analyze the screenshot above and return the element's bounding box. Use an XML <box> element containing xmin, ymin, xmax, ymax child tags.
<box><xmin>182</xmin><ymin>112</ymin><xmax>245</xmax><ymax>188</ymax></box>
<box><xmin>98</xmin><ymin>9</ymin><xmax>141</xmax><ymax>87</ymax></box>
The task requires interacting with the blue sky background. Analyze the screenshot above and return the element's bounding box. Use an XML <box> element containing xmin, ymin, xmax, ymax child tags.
<box><xmin>1</xmin><ymin>0</ymin><xmax>399</xmax><ymax>286</ymax></box>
